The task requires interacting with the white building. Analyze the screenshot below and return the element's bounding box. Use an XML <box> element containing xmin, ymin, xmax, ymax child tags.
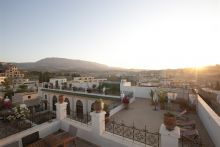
<box><xmin>49</xmin><ymin>78</ymin><xmax>67</xmax><ymax>88</ymax></box>
<box><xmin>12</xmin><ymin>92</ymin><xmax>40</xmax><ymax>105</ymax></box>
<box><xmin>68</xmin><ymin>77</ymin><xmax>107</xmax><ymax>89</ymax></box>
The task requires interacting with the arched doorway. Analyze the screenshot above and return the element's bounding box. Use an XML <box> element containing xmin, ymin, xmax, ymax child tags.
<box><xmin>64</xmin><ymin>98</ymin><xmax>70</xmax><ymax>115</ymax></box>
<box><xmin>76</xmin><ymin>100</ymin><xmax>83</xmax><ymax>119</ymax></box>
<box><xmin>91</xmin><ymin>102</ymin><xmax>95</xmax><ymax>112</ymax></box>
<box><xmin>52</xmin><ymin>95</ymin><xmax>57</xmax><ymax>111</ymax></box>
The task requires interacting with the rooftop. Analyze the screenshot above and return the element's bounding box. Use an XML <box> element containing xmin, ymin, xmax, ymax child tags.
<box><xmin>111</xmin><ymin>98</ymin><xmax>215</xmax><ymax>147</ymax></box>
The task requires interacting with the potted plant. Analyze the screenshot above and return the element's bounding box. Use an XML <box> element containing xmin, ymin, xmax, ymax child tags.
<box><xmin>158</xmin><ymin>91</ymin><xmax>167</xmax><ymax>110</ymax></box>
<box><xmin>7</xmin><ymin>104</ymin><xmax>30</xmax><ymax>127</ymax></box>
<box><xmin>150</xmin><ymin>90</ymin><xmax>154</xmax><ymax>105</ymax></box>
<box><xmin>122</xmin><ymin>96</ymin><xmax>129</xmax><ymax>109</ymax></box>
<box><xmin>164</xmin><ymin>112</ymin><xmax>176</xmax><ymax>131</ymax></box>
<box><xmin>94</xmin><ymin>99</ymin><xmax>104</xmax><ymax>113</ymax></box>
<box><xmin>58</xmin><ymin>95</ymin><xmax>64</xmax><ymax>104</ymax></box>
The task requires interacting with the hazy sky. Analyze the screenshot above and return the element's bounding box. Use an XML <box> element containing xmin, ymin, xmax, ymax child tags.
<box><xmin>0</xmin><ymin>0</ymin><xmax>220</xmax><ymax>69</ymax></box>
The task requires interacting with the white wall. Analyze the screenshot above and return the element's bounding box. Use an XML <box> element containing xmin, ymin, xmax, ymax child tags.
<box><xmin>109</xmin><ymin>104</ymin><xmax>125</xmax><ymax>117</ymax></box>
<box><xmin>121</xmin><ymin>85</ymin><xmax>156</xmax><ymax>99</ymax></box>
<box><xmin>197</xmin><ymin>95</ymin><xmax>220</xmax><ymax>147</ymax></box>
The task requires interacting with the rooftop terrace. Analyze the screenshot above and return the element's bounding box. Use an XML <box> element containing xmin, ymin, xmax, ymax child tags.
<box><xmin>111</xmin><ymin>98</ymin><xmax>215</xmax><ymax>147</ymax></box>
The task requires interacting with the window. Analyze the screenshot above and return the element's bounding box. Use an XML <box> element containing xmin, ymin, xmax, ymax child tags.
<box><xmin>28</xmin><ymin>96</ymin><xmax>31</xmax><ymax>99</ymax></box>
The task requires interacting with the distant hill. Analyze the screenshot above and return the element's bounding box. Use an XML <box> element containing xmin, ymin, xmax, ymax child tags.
<box><xmin>14</xmin><ymin>57</ymin><xmax>120</xmax><ymax>72</ymax></box>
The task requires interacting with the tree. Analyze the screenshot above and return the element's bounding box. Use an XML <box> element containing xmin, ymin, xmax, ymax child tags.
<box><xmin>150</xmin><ymin>90</ymin><xmax>154</xmax><ymax>105</ymax></box>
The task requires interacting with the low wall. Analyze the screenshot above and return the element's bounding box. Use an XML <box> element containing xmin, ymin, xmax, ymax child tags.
<box><xmin>109</xmin><ymin>104</ymin><xmax>124</xmax><ymax>117</ymax></box>
<box><xmin>121</xmin><ymin>86</ymin><xmax>156</xmax><ymax>99</ymax></box>
<box><xmin>109</xmin><ymin>97</ymin><xmax>135</xmax><ymax>117</ymax></box>
<box><xmin>197</xmin><ymin>96</ymin><xmax>220</xmax><ymax>147</ymax></box>
<box><xmin>61</xmin><ymin>118</ymin><xmax>149</xmax><ymax>147</ymax></box>
<box><xmin>0</xmin><ymin>120</ymin><xmax>60</xmax><ymax>147</ymax></box>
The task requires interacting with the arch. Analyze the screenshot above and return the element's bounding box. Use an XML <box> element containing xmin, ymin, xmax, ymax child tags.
<box><xmin>52</xmin><ymin>95</ymin><xmax>57</xmax><ymax>111</ymax></box>
<box><xmin>91</xmin><ymin>102</ymin><xmax>95</xmax><ymax>112</ymax></box>
<box><xmin>76</xmin><ymin>100</ymin><xmax>83</xmax><ymax>119</ymax></box>
<box><xmin>45</xmin><ymin>94</ymin><xmax>47</xmax><ymax>99</ymax></box>
<box><xmin>64</xmin><ymin>98</ymin><xmax>70</xmax><ymax>115</ymax></box>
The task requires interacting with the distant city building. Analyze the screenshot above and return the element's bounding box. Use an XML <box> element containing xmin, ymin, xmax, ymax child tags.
<box><xmin>12</xmin><ymin>92</ymin><xmax>40</xmax><ymax>106</ymax></box>
<box><xmin>0</xmin><ymin>63</ymin><xmax>24</xmax><ymax>78</ymax></box>
<box><xmin>67</xmin><ymin>77</ymin><xmax>107</xmax><ymax>89</ymax></box>
<box><xmin>0</xmin><ymin>76</ymin><xmax>6</xmax><ymax>84</ymax></box>
<box><xmin>49</xmin><ymin>78</ymin><xmax>67</xmax><ymax>88</ymax></box>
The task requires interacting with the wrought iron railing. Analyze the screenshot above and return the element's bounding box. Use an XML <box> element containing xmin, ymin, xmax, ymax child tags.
<box><xmin>105</xmin><ymin>120</ymin><xmax>160</xmax><ymax>147</ymax></box>
<box><xmin>0</xmin><ymin>107</ymin><xmax>55</xmax><ymax>139</ymax></box>
<box><xmin>0</xmin><ymin>120</ymin><xmax>32</xmax><ymax>139</ymax></box>
<box><xmin>68</xmin><ymin>110</ymin><xmax>91</xmax><ymax>125</ymax></box>
<box><xmin>180</xmin><ymin>135</ymin><xmax>203</xmax><ymax>147</ymax></box>
<box><xmin>27</xmin><ymin>110</ymin><xmax>56</xmax><ymax>125</ymax></box>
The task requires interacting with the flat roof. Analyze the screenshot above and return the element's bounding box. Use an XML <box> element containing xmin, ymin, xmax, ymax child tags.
<box><xmin>41</xmin><ymin>88</ymin><xmax>120</xmax><ymax>100</ymax></box>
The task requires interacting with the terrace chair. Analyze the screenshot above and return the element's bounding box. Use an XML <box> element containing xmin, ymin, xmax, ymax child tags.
<box><xmin>176</xmin><ymin>109</ymin><xmax>188</xmax><ymax>121</ymax></box>
<box><xmin>54</xmin><ymin>125</ymin><xmax>78</xmax><ymax>147</ymax></box>
<box><xmin>177</xmin><ymin>120</ymin><xmax>196</xmax><ymax>129</ymax></box>
<box><xmin>65</xmin><ymin>125</ymin><xmax>78</xmax><ymax>147</ymax></box>
<box><xmin>21</xmin><ymin>131</ymin><xmax>40</xmax><ymax>147</ymax></box>
<box><xmin>181</xmin><ymin>129</ymin><xmax>199</xmax><ymax>139</ymax></box>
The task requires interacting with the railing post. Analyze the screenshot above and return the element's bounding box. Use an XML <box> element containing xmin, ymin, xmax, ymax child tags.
<box><xmin>132</xmin><ymin>122</ymin><xmax>134</xmax><ymax>142</ymax></box>
<box><xmin>159</xmin><ymin>124</ymin><xmax>180</xmax><ymax>147</ymax></box>
<box><xmin>55</xmin><ymin>102</ymin><xmax>67</xmax><ymax>120</ymax></box>
<box><xmin>90</xmin><ymin>111</ymin><xmax>106</xmax><ymax>135</ymax></box>
<box><xmin>145</xmin><ymin>125</ymin><xmax>147</xmax><ymax>145</ymax></box>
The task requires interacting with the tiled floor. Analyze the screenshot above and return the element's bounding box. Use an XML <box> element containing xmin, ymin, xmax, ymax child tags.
<box><xmin>111</xmin><ymin>98</ymin><xmax>215</xmax><ymax>147</ymax></box>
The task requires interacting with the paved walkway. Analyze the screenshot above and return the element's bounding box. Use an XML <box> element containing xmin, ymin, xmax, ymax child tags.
<box><xmin>111</xmin><ymin>98</ymin><xmax>165</xmax><ymax>132</ymax></box>
<box><xmin>111</xmin><ymin>98</ymin><xmax>215</xmax><ymax>147</ymax></box>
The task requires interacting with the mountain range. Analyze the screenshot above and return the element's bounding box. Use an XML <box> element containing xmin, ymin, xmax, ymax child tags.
<box><xmin>14</xmin><ymin>57</ymin><xmax>121</xmax><ymax>72</ymax></box>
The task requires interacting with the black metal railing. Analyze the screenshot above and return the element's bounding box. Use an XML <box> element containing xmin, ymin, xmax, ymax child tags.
<box><xmin>0</xmin><ymin>119</ymin><xmax>32</xmax><ymax>139</ymax></box>
<box><xmin>68</xmin><ymin>110</ymin><xmax>91</xmax><ymax>125</ymax></box>
<box><xmin>27</xmin><ymin>110</ymin><xmax>56</xmax><ymax>125</ymax></box>
<box><xmin>180</xmin><ymin>135</ymin><xmax>203</xmax><ymax>147</ymax></box>
<box><xmin>105</xmin><ymin>120</ymin><xmax>160</xmax><ymax>147</ymax></box>
<box><xmin>0</xmin><ymin>105</ymin><xmax>55</xmax><ymax>139</ymax></box>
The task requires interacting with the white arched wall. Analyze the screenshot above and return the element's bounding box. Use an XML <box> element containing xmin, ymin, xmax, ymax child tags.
<box><xmin>88</xmin><ymin>99</ymin><xmax>96</xmax><ymax>112</ymax></box>
<box><xmin>74</xmin><ymin>97</ymin><xmax>86</xmax><ymax>114</ymax></box>
<box><xmin>41</xmin><ymin>91</ymin><xmax>100</xmax><ymax>115</ymax></box>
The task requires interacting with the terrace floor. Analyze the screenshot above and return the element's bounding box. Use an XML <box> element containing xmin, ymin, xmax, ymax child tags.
<box><xmin>75</xmin><ymin>137</ymin><xmax>100</xmax><ymax>147</ymax></box>
<box><xmin>111</xmin><ymin>98</ymin><xmax>215</xmax><ymax>147</ymax></box>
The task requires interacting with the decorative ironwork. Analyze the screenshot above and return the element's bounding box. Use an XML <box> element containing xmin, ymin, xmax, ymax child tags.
<box><xmin>27</xmin><ymin>110</ymin><xmax>56</xmax><ymax>125</ymax></box>
<box><xmin>68</xmin><ymin>110</ymin><xmax>91</xmax><ymax>125</ymax></box>
<box><xmin>105</xmin><ymin>120</ymin><xmax>160</xmax><ymax>147</ymax></box>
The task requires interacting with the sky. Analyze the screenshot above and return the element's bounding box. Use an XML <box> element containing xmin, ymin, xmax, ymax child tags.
<box><xmin>0</xmin><ymin>0</ymin><xmax>220</xmax><ymax>69</ymax></box>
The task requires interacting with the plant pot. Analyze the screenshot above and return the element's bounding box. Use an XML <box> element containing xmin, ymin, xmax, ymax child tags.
<box><xmin>164</xmin><ymin>112</ymin><xmax>176</xmax><ymax>131</ymax></box>
<box><xmin>59</xmin><ymin>95</ymin><xmax>64</xmax><ymax>104</ymax></box>
<box><xmin>94</xmin><ymin>99</ymin><xmax>104</xmax><ymax>113</ymax></box>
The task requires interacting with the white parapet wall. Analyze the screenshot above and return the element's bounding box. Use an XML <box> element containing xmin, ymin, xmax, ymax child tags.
<box><xmin>0</xmin><ymin>120</ymin><xmax>60</xmax><ymax>147</ymax></box>
<box><xmin>121</xmin><ymin>85</ymin><xmax>156</xmax><ymax>99</ymax></box>
<box><xmin>109</xmin><ymin>96</ymin><xmax>135</xmax><ymax>117</ymax></box>
<box><xmin>197</xmin><ymin>95</ymin><xmax>220</xmax><ymax>147</ymax></box>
